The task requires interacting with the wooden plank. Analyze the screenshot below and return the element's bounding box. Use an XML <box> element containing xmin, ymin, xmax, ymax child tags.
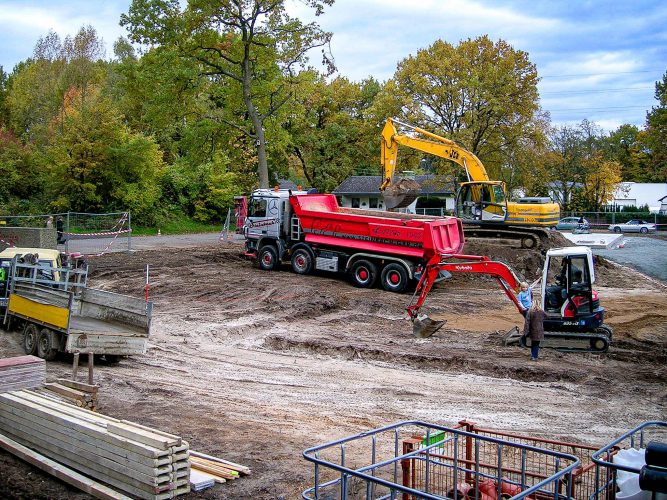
<box><xmin>190</xmin><ymin>449</ymin><xmax>251</xmax><ymax>474</ymax></box>
<box><xmin>120</xmin><ymin>420</ymin><xmax>182</xmax><ymax>443</ymax></box>
<box><xmin>0</xmin><ymin>414</ymin><xmax>173</xmax><ymax>486</ymax></box>
<box><xmin>0</xmin><ymin>431</ymin><xmax>131</xmax><ymax>500</ymax></box>
<box><xmin>56</xmin><ymin>378</ymin><xmax>99</xmax><ymax>393</ymax></box>
<box><xmin>0</xmin><ymin>355</ymin><xmax>44</xmax><ymax>369</ymax></box>
<box><xmin>0</xmin><ymin>394</ymin><xmax>166</xmax><ymax>458</ymax></box>
<box><xmin>107</xmin><ymin>422</ymin><xmax>180</xmax><ymax>450</ymax></box>
<box><xmin>0</xmin><ymin>411</ymin><xmax>174</xmax><ymax>475</ymax></box>
<box><xmin>8</xmin><ymin>391</ymin><xmax>114</xmax><ymax>427</ymax></box>
<box><xmin>0</xmin><ymin>427</ymin><xmax>181</xmax><ymax>500</ymax></box>
<box><xmin>45</xmin><ymin>383</ymin><xmax>93</xmax><ymax>401</ymax></box>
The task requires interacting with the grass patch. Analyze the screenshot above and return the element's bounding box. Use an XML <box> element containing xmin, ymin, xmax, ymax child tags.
<box><xmin>132</xmin><ymin>217</ymin><xmax>231</xmax><ymax>236</ymax></box>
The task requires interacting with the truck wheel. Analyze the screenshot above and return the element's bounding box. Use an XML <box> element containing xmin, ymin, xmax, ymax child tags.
<box><xmin>291</xmin><ymin>248</ymin><xmax>313</xmax><ymax>275</ymax></box>
<box><xmin>37</xmin><ymin>329</ymin><xmax>58</xmax><ymax>361</ymax></box>
<box><xmin>381</xmin><ymin>263</ymin><xmax>409</xmax><ymax>293</ymax></box>
<box><xmin>258</xmin><ymin>245</ymin><xmax>278</xmax><ymax>271</ymax></box>
<box><xmin>23</xmin><ymin>324</ymin><xmax>39</xmax><ymax>355</ymax></box>
<box><xmin>350</xmin><ymin>260</ymin><xmax>378</xmax><ymax>288</ymax></box>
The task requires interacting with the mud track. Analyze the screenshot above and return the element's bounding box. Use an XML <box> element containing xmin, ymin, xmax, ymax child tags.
<box><xmin>0</xmin><ymin>238</ymin><xmax>666</xmax><ymax>499</ymax></box>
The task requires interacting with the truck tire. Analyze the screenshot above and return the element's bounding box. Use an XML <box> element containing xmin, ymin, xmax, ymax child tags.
<box><xmin>37</xmin><ymin>328</ymin><xmax>58</xmax><ymax>361</ymax></box>
<box><xmin>23</xmin><ymin>324</ymin><xmax>39</xmax><ymax>355</ymax></box>
<box><xmin>291</xmin><ymin>248</ymin><xmax>313</xmax><ymax>275</ymax></box>
<box><xmin>258</xmin><ymin>245</ymin><xmax>279</xmax><ymax>271</ymax></box>
<box><xmin>381</xmin><ymin>263</ymin><xmax>409</xmax><ymax>293</ymax></box>
<box><xmin>350</xmin><ymin>260</ymin><xmax>378</xmax><ymax>288</ymax></box>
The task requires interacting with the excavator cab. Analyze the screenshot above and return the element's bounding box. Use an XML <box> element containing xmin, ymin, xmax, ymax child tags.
<box><xmin>456</xmin><ymin>181</ymin><xmax>507</xmax><ymax>223</ymax></box>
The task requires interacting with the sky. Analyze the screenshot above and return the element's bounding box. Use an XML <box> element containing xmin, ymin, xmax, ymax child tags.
<box><xmin>0</xmin><ymin>0</ymin><xmax>666</xmax><ymax>132</ymax></box>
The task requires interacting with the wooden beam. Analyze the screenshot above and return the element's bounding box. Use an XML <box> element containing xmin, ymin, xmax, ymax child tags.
<box><xmin>0</xmin><ymin>431</ymin><xmax>130</xmax><ymax>500</ymax></box>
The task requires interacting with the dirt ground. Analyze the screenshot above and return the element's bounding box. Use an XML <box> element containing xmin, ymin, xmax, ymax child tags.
<box><xmin>0</xmin><ymin>235</ymin><xmax>666</xmax><ymax>500</ymax></box>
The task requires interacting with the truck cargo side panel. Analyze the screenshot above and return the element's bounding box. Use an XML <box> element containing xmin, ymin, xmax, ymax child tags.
<box><xmin>80</xmin><ymin>288</ymin><xmax>151</xmax><ymax>330</ymax></box>
<box><xmin>7</xmin><ymin>294</ymin><xmax>70</xmax><ymax>331</ymax></box>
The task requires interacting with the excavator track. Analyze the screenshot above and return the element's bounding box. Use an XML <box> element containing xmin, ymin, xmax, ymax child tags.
<box><xmin>462</xmin><ymin>224</ymin><xmax>552</xmax><ymax>249</ymax></box>
<box><xmin>505</xmin><ymin>326</ymin><xmax>613</xmax><ymax>353</ymax></box>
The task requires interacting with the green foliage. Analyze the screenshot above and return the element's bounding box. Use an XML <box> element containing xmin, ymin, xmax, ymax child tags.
<box><xmin>0</xmin><ymin>128</ymin><xmax>46</xmax><ymax>211</ymax></box>
<box><xmin>644</xmin><ymin>71</ymin><xmax>667</xmax><ymax>181</ymax></box>
<box><xmin>44</xmin><ymin>86</ymin><xmax>163</xmax><ymax>223</ymax></box>
<box><xmin>121</xmin><ymin>0</ymin><xmax>334</xmax><ymax>188</ymax></box>
<box><xmin>285</xmin><ymin>73</ymin><xmax>382</xmax><ymax>192</ymax></box>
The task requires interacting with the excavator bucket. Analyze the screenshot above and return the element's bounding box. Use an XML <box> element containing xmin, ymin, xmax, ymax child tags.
<box><xmin>412</xmin><ymin>315</ymin><xmax>447</xmax><ymax>338</ymax></box>
<box><xmin>383</xmin><ymin>178</ymin><xmax>421</xmax><ymax>210</ymax></box>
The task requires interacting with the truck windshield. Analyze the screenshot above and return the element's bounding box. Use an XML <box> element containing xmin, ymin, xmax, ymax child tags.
<box><xmin>248</xmin><ymin>198</ymin><xmax>267</xmax><ymax>218</ymax></box>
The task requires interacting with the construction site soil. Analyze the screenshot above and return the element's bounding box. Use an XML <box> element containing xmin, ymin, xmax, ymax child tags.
<box><xmin>1</xmin><ymin>232</ymin><xmax>666</xmax><ymax>499</ymax></box>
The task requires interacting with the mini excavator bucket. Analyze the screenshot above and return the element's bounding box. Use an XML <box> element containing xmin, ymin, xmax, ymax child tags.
<box><xmin>412</xmin><ymin>315</ymin><xmax>447</xmax><ymax>338</ymax></box>
<box><xmin>383</xmin><ymin>178</ymin><xmax>421</xmax><ymax>210</ymax></box>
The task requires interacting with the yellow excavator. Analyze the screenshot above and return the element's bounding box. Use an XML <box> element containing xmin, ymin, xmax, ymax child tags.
<box><xmin>380</xmin><ymin>118</ymin><xmax>560</xmax><ymax>248</ymax></box>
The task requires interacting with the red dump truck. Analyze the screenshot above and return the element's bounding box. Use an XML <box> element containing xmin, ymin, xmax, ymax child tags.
<box><xmin>242</xmin><ymin>189</ymin><xmax>464</xmax><ymax>292</ymax></box>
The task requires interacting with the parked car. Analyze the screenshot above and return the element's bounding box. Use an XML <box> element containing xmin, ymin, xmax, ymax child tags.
<box><xmin>556</xmin><ymin>216</ymin><xmax>590</xmax><ymax>231</ymax></box>
<box><xmin>608</xmin><ymin>219</ymin><xmax>657</xmax><ymax>234</ymax></box>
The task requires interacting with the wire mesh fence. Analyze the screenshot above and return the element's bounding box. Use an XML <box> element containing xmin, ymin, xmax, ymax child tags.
<box><xmin>0</xmin><ymin>212</ymin><xmax>131</xmax><ymax>256</ymax></box>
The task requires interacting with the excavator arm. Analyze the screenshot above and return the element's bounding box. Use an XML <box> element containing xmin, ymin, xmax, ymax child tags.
<box><xmin>408</xmin><ymin>253</ymin><xmax>525</xmax><ymax>338</ymax></box>
<box><xmin>380</xmin><ymin>118</ymin><xmax>490</xmax><ymax>209</ymax></box>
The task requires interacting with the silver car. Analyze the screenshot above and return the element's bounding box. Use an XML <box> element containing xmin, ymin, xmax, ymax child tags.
<box><xmin>608</xmin><ymin>219</ymin><xmax>656</xmax><ymax>234</ymax></box>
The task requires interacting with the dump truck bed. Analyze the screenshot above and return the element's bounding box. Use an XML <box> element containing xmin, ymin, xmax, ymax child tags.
<box><xmin>290</xmin><ymin>194</ymin><xmax>464</xmax><ymax>259</ymax></box>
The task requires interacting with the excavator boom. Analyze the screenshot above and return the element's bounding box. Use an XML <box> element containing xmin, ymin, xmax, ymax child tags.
<box><xmin>381</xmin><ymin>118</ymin><xmax>490</xmax><ymax>209</ymax></box>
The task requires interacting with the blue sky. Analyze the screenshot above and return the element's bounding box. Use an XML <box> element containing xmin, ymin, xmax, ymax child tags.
<box><xmin>1</xmin><ymin>0</ymin><xmax>665</xmax><ymax>132</ymax></box>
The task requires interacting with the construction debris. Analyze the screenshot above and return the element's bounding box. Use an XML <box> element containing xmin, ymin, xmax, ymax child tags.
<box><xmin>0</xmin><ymin>390</ymin><xmax>190</xmax><ymax>499</ymax></box>
<box><xmin>0</xmin><ymin>355</ymin><xmax>46</xmax><ymax>392</ymax></box>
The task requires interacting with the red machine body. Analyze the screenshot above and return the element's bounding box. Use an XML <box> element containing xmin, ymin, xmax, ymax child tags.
<box><xmin>289</xmin><ymin>194</ymin><xmax>464</xmax><ymax>261</ymax></box>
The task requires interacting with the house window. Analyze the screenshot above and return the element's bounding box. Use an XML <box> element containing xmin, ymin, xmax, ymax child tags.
<box><xmin>351</xmin><ymin>197</ymin><xmax>360</xmax><ymax>208</ymax></box>
<box><xmin>369</xmin><ymin>197</ymin><xmax>378</xmax><ymax>209</ymax></box>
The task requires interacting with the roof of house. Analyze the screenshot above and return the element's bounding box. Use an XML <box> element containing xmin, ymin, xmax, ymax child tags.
<box><xmin>333</xmin><ymin>175</ymin><xmax>455</xmax><ymax>196</ymax></box>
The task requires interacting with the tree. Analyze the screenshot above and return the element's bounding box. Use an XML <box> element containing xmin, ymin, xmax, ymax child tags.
<box><xmin>121</xmin><ymin>0</ymin><xmax>334</xmax><ymax>189</ymax></box>
<box><xmin>644</xmin><ymin>71</ymin><xmax>667</xmax><ymax>181</ymax></box>
<box><xmin>44</xmin><ymin>86</ymin><xmax>163</xmax><ymax>222</ymax></box>
<box><xmin>285</xmin><ymin>73</ymin><xmax>381</xmax><ymax>192</ymax></box>
<box><xmin>384</xmin><ymin>35</ymin><xmax>541</xmax><ymax>182</ymax></box>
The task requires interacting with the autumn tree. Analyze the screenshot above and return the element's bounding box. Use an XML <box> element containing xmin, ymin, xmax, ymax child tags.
<box><xmin>44</xmin><ymin>86</ymin><xmax>163</xmax><ymax>222</ymax></box>
<box><xmin>381</xmin><ymin>35</ymin><xmax>541</xmax><ymax>183</ymax></box>
<box><xmin>121</xmin><ymin>0</ymin><xmax>334</xmax><ymax>189</ymax></box>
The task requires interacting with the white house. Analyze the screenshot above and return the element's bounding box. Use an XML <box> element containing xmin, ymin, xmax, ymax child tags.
<box><xmin>332</xmin><ymin>175</ymin><xmax>456</xmax><ymax>214</ymax></box>
<box><xmin>608</xmin><ymin>183</ymin><xmax>667</xmax><ymax>212</ymax></box>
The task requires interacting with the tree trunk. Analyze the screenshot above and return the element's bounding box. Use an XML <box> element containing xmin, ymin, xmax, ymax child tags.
<box><xmin>243</xmin><ymin>60</ymin><xmax>269</xmax><ymax>189</ymax></box>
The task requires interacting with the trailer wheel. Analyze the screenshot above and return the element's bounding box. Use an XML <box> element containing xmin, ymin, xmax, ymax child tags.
<box><xmin>23</xmin><ymin>324</ymin><xmax>39</xmax><ymax>355</ymax></box>
<box><xmin>37</xmin><ymin>329</ymin><xmax>58</xmax><ymax>361</ymax></box>
<box><xmin>258</xmin><ymin>245</ymin><xmax>278</xmax><ymax>271</ymax></box>
<box><xmin>350</xmin><ymin>260</ymin><xmax>378</xmax><ymax>288</ymax></box>
<box><xmin>291</xmin><ymin>248</ymin><xmax>313</xmax><ymax>275</ymax></box>
<box><xmin>381</xmin><ymin>263</ymin><xmax>409</xmax><ymax>293</ymax></box>
<box><xmin>104</xmin><ymin>354</ymin><xmax>122</xmax><ymax>365</ymax></box>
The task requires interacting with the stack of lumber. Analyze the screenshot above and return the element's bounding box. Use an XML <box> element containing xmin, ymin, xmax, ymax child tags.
<box><xmin>0</xmin><ymin>390</ymin><xmax>190</xmax><ymax>499</ymax></box>
<box><xmin>0</xmin><ymin>356</ymin><xmax>45</xmax><ymax>392</ymax></box>
<box><xmin>39</xmin><ymin>379</ymin><xmax>99</xmax><ymax>410</ymax></box>
<box><xmin>189</xmin><ymin>449</ymin><xmax>251</xmax><ymax>486</ymax></box>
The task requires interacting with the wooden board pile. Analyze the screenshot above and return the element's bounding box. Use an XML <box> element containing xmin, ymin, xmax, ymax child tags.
<box><xmin>0</xmin><ymin>390</ymin><xmax>190</xmax><ymax>499</ymax></box>
<box><xmin>189</xmin><ymin>450</ymin><xmax>251</xmax><ymax>487</ymax></box>
<box><xmin>39</xmin><ymin>379</ymin><xmax>99</xmax><ymax>410</ymax></box>
<box><xmin>0</xmin><ymin>355</ymin><xmax>45</xmax><ymax>392</ymax></box>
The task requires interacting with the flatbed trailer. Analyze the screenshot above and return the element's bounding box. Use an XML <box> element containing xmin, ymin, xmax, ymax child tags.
<box><xmin>3</xmin><ymin>259</ymin><xmax>152</xmax><ymax>361</ymax></box>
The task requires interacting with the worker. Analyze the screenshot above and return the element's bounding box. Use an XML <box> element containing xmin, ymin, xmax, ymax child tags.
<box><xmin>56</xmin><ymin>217</ymin><xmax>65</xmax><ymax>244</ymax></box>
<box><xmin>518</xmin><ymin>282</ymin><xmax>532</xmax><ymax>315</ymax></box>
<box><xmin>523</xmin><ymin>298</ymin><xmax>546</xmax><ymax>361</ymax></box>
<box><xmin>46</xmin><ymin>216</ymin><xmax>53</xmax><ymax>228</ymax></box>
